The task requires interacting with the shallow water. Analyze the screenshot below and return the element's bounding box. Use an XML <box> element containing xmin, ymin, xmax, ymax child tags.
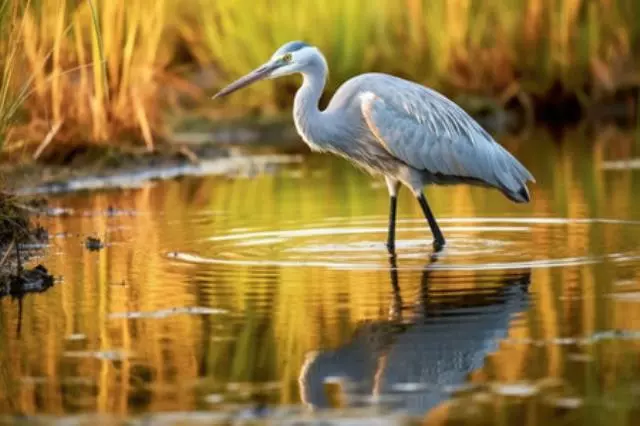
<box><xmin>2</xmin><ymin>127</ymin><xmax>640</xmax><ymax>423</ymax></box>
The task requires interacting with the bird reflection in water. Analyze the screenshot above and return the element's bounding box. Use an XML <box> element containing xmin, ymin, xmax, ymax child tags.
<box><xmin>298</xmin><ymin>256</ymin><xmax>531</xmax><ymax>416</ymax></box>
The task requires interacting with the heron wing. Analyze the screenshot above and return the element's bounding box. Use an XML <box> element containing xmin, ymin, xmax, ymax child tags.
<box><xmin>359</xmin><ymin>78</ymin><xmax>534</xmax><ymax>196</ymax></box>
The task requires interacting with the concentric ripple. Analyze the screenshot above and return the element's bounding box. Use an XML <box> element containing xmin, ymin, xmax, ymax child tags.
<box><xmin>168</xmin><ymin>217</ymin><xmax>640</xmax><ymax>271</ymax></box>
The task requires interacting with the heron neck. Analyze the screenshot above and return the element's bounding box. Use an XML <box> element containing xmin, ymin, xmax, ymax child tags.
<box><xmin>293</xmin><ymin>65</ymin><xmax>328</xmax><ymax>147</ymax></box>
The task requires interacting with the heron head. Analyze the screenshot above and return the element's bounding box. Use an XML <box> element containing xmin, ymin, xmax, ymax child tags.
<box><xmin>212</xmin><ymin>41</ymin><xmax>320</xmax><ymax>99</ymax></box>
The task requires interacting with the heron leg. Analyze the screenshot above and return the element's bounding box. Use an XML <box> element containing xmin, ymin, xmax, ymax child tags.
<box><xmin>385</xmin><ymin>177</ymin><xmax>400</xmax><ymax>253</ymax></box>
<box><xmin>416</xmin><ymin>192</ymin><xmax>446</xmax><ymax>251</ymax></box>
<box><xmin>387</xmin><ymin>195</ymin><xmax>398</xmax><ymax>252</ymax></box>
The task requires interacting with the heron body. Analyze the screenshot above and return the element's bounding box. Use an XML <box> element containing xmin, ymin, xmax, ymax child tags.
<box><xmin>213</xmin><ymin>41</ymin><xmax>535</xmax><ymax>252</ymax></box>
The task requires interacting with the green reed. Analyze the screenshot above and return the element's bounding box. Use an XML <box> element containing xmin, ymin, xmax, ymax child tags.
<box><xmin>197</xmin><ymin>0</ymin><xmax>640</xmax><ymax>109</ymax></box>
<box><xmin>0</xmin><ymin>0</ymin><xmax>34</xmax><ymax>151</ymax></box>
<box><xmin>0</xmin><ymin>0</ymin><xmax>639</xmax><ymax>150</ymax></box>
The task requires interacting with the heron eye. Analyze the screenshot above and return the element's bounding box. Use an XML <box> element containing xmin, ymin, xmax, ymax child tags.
<box><xmin>282</xmin><ymin>53</ymin><xmax>293</xmax><ymax>63</ymax></box>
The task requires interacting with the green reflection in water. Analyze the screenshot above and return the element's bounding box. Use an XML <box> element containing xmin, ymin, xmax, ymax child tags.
<box><xmin>1</xmin><ymin>126</ymin><xmax>640</xmax><ymax>424</ymax></box>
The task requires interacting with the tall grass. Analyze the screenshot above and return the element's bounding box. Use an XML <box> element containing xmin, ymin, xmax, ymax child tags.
<box><xmin>0</xmin><ymin>0</ymin><xmax>33</xmax><ymax>151</ymax></box>
<box><xmin>0</xmin><ymin>0</ymin><xmax>639</xmax><ymax>152</ymax></box>
<box><xmin>197</xmin><ymin>0</ymin><xmax>640</xmax><ymax>109</ymax></box>
<box><xmin>5</xmin><ymin>0</ymin><xmax>174</xmax><ymax>154</ymax></box>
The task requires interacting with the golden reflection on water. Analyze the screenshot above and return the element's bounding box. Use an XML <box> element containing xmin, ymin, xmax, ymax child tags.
<box><xmin>1</xmin><ymin>126</ymin><xmax>640</xmax><ymax>420</ymax></box>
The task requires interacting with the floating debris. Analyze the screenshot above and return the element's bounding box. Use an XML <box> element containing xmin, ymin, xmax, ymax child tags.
<box><xmin>610</xmin><ymin>291</ymin><xmax>640</xmax><ymax>301</ymax></box>
<box><xmin>109</xmin><ymin>306</ymin><xmax>227</xmax><ymax>320</ymax></box>
<box><xmin>63</xmin><ymin>350</ymin><xmax>129</xmax><ymax>361</ymax></box>
<box><xmin>66</xmin><ymin>333</ymin><xmax>87</xmax><ymax>341</ymax></box>
<box><xmin>390</xmin><ymin>382</ymin><xmax>432</xmax><ymax>392</ymax></box>
<box><xmin>546</xmin><ymin>396</ymin><xmax>584</xmax><ymax>409</ymax></box>
<box><xmin>602</xmin><ymin>158</ymin><xmax>640</xmax><ymax>170</ymax></box>
<box><xmin>491</xmin><ymin>382</ymin><xmax>538</xmax><ymax>397</ymax></box>
<box><xmin>204</xmin><ymin>394</ymin><xmax>224</xmax><ymax>404</ymax></box>
<box><xmin>85</xmin><ymin>236</ymin><xmax>104</xmax><ymax>251</ymax></box>
<box><xmin>44</xmin><ymin>207</ymin><xmax>73</xmax><ymax>217</ymax></box>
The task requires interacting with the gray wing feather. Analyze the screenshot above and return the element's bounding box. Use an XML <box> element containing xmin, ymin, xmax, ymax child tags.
<box><xmin>358</xmin><ymin>75</ymin><xmax>534</xmax><ymax>197</ymax></box>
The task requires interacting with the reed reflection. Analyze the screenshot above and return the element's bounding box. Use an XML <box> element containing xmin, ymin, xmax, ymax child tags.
<box><xmin>299</xmin><ymin>256</ymin><xmax>531</xmax><ymax>415</ymax></box>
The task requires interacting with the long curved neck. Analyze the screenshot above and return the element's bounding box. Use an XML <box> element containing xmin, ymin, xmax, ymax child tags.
<box><xmin>293</xmin><ymin>59</ymin><xmax>329</xmax><ymax>148</ymax></box>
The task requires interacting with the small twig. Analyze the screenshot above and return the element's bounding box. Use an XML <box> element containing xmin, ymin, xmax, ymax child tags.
<box><xmin>33</xmin><ymin>120</ymin><xmax>63</xmax><ymax>160</ymax></box>
<box><xmin>0</xmin><ymin>239</ymin><xmax>14</xmax><ymax>269</ymax></box>
<box><xmin>179</xmin><ymin>146</ymin><xmax>200</xmax><ymax>165</ymax></box>
<box><xmin>1</xmin><ymin>240</ymin><xmax>16</xmax><ymax>297</ymax></box>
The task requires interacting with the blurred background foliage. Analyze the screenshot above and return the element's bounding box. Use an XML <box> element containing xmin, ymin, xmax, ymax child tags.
<box><xmin>0</xmin><ymin>0</ymin><xmax>637</xmax><ymax>152</ymax></box>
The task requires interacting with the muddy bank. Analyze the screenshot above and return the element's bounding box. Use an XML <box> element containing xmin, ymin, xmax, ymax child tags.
<box><xmin>0</xmin><ymin>107</ymin><xmax>559</xmax><ymax>195</ymax></box>
<box><xmin>2</xmin><ymin>141</ymin><xmax>302</xmax><ymax>196</ymax></box>
<box><xmin>0</xmin><ymin>92</ymin><xmax>637</xmax><ymax>196</ymax></box>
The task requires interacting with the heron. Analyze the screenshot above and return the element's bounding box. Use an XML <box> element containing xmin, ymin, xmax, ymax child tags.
<box><xmin>213</xmin><ymin>41</ymin><xmax>535</xmax><ymax>252</ymax></box>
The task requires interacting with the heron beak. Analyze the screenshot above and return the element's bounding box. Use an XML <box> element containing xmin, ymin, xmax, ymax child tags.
<box><xmin>212</xmin><ymin>62</ymin><xmax>279</xmax><ymax>99</ymax></box>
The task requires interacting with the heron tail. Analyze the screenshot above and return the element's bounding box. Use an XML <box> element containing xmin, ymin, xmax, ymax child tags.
<box><xmin>502</xmin><ymin>184</ymin><xmax>531</xmax><ymax>203</ymax></box>
<box><xmin>491</xmin><ymin>145</ymin><xmax>535</xmax><ymax>204</ymax></box>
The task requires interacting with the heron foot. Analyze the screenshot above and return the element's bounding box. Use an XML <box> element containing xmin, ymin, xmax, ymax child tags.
<box><xmin>432</xmin><ymin>239</ymin><xmax>446</xmax><ymax>253</ymax></box>
<box><xmin>386</xmin><ymin>240</ymin><xmax>396</xmax><ymax>253</ymax></box>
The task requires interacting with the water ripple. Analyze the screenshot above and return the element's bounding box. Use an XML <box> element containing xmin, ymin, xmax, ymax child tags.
<box><xmin>168</xmin><ymin>217</ymin><xmax>640</xmax><ymax>271</ymax></box>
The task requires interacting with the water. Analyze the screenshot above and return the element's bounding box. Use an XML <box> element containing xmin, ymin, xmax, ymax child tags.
<box><xmin>2</xmin><ymin>127</ymin><xmax>640</xmax><ymax>423</ymax></box>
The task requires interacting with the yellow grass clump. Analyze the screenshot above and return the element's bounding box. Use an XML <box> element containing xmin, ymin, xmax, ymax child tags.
<box><xmin>3</xmin><ymin>0</ymin><xmax>178</xmax><ymax>156</ymax></box>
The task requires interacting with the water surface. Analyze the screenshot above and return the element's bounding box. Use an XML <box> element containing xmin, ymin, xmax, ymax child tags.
<box><xmin>2</xmin><ymin>127</ymin><xmax>640</xmax><ymax>422</ymax></box>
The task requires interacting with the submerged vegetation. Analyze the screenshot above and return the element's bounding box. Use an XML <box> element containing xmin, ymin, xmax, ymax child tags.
<box><xmin>0</xmin><ymin>0</ymin><xmax>637</xmax><ymax>154</ymax></box>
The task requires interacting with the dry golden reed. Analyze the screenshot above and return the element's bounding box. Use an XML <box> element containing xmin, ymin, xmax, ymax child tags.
<box><xmin>0</xmin><ymin>0</ymin><xmax>638</xmax><ymax>151</ymax></box>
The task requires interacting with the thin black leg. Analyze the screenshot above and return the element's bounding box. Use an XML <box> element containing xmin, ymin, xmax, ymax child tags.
<box><xmin>386</xmin><ymin>195</ymin><xmax>398</xmax><ymax>253</ymax></box>
<box><xmin>388</xmin><ymin>254</ymin><xmax>402</xmax><ymax>321</ymax></box>
<box><xmin>416</xmin><ymin>192</ymin><xmax>446</xmax><ymax>251</ymax></box>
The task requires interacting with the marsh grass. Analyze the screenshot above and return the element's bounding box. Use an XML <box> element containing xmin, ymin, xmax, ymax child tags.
<box><xmin>0</xmin><ymin>0</ymin><xmax>34</xmax><ymax>152</ymax></box>
<box><xmin>197</xmin><ymin>0</ymin><xmax>640</xmax><ymax>112</ymax></box>
<box><xmin>2</xmin><ymin>0</ymin><xmax>176</xmax><ymax>157</ymax></box>
<box><xmin>0</xmin><ymin>0</ymin><xmax>639</xmax><ymax>151</ymax></box>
